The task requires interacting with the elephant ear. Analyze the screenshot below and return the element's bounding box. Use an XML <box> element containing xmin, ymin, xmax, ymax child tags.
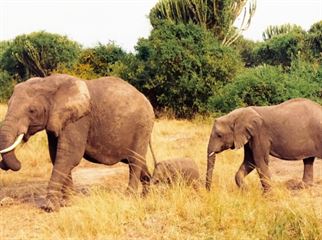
<box><xmin>47</xmin><ymin>76</ymin><xmax>91</xmax><ymax>137</ymax></box>
<box><xmin>233</xmin><ymin>108</ymin><xmax>263</xmax><ymax>149</ymax></box>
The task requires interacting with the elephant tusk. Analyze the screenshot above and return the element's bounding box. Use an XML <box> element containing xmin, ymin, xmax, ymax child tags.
<box><xmin>208</xmin><ymin>151</ymin><xmax>215</xmax><ymax>157</ymax></box>
<box><xmin>0</xmin><ymin>134</ymin><xmax>24</xmax><ymax>154</ymax></box>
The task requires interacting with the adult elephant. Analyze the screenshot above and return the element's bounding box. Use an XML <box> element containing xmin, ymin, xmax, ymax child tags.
<box><xmin>206</xmin><ymin>98</ymin><xmax>322</xmax><ymax>192</ymax></box>
<box><xmin>0</xmin><ymin>74</ymin><xmax>154</xmax><ymax>211</ymax></box>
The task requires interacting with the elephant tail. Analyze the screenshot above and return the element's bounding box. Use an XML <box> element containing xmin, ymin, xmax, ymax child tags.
<box><xmin>149</xmin><ymin>138</ymin><xmax>157</xmax><ymax>169</ymax></box>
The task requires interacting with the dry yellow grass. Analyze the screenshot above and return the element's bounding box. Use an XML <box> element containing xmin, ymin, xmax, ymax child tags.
<box><xmin>0</xmin><ymin>103</ymin><xmax>321</xmax><ymax>240</ymax></box>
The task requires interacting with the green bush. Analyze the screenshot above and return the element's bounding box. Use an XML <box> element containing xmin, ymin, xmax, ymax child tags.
<box><xmin>78</xmin><ymin>43</ymin><xmax>126</xmax><ymax>76</ymax></box>
<box><xmin>253</xmin><ymin>31</ymin><xmax>305</xmax><ymax>67</ymax></box>
<box><xmin>0</xmin><ymin>70</ymin><xmax>15</xmax><ymax>102</ymax></box>
<box><xmin>305</xmin><ymin>20</ymin><xmax>322</xmax><ymax>62</ymax></box>
<box><xmin>208</xmin><ymin>65</ymin><xmax>288</xmax><ymax>113</ymax></box>
<box><xmin>0</xmin><ymin>31</ymin><xmax>81</xmax><ymax>80</ymax></box>
<box><xmin>284</xmin><ymin>59</ymin><xmax>322</xmax><ymax>103</ymax></box>
<box><xmin>208</xmin><ymin>61</ymin><xmax>322</xmax><ymax>113</ymax></box>
<box><xmin>232</xmin><ymin>37</ymin><xmax>259</xmax><ymax>67</ymax></box>
<box><xmin>126</xmin><ymin>21</ymin><xmax>242</xmax><ymax>118</ymax></box>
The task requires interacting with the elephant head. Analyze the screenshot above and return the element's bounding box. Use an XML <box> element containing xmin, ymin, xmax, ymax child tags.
<box><xmin>0</xmin><ymin>74</ymin><xmax>91</xmax><ymax>171</ymax></box>
<box><xmin>206</xmin><ymin>107</ymin><xmax>263</xmax><ymax>190</ymax></box>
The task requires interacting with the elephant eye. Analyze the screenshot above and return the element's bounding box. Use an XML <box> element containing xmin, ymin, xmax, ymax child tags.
<box><xmin>28</xmin><ymin>106</ymin><xmax>37</xmax><ymax>115</ymax></box>
<box><xmin>217</xmin><ymin>133</ymin><xmax>222</xmax><ymax>138</ymax></box>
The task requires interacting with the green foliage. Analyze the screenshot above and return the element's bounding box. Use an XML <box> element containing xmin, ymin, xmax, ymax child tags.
<box><xmin>305</xmin><ymin>20</ymin><xmax>322</xmax><ymax>62</ymax></box>
<box><xmin>78</xmin><ymin>43</ymin><xmax>126</xmax><ymax>76</ymax></box>
<box><xmin>232</xmin><ymin>37</ymin><xmax>258</xmax><ymax>67</ymax></box>
<box><xmin>0</xmin><ymin>41</ymin><xmax>10</xmax><ymax>61</ymax></box>
<box><xmin>208</xmin><ymin>61</ymin><xmax>322</xmax><ymax>113</ymax></box>
<box><xmin>55</xmin><ymin>43</ymin><xmax>127</xmax><ymax>80</ymax></box>
<box><xmin>0</xmin><ymin>31</ymin><xmax>81</xmax><ymax>80</ymax></box>
<box><xmin>208</xmin><ymin>65</ymin><xmax>288</xmax><ymax>112</ymax></box>
<box><xmin>253</xmin><ymin>31</ymin><xmax>305</xmax><ymax>67</ymax></box>
<box><xmin>150</xmin><ymin>0</ymin><xmax>256</xmax><ymax>46</ymax></box>
<box><xmin>284</xmin><ymin>59</ymin><xmax>322</xmax><ymax>102</ymax></box>
<box><xmin>262</xmin><ymin>24</ymin><xmax>304</xmax><ymax>41</ymax></box>
<box><xmin>124</xmin><ymin>22</ymin><xmax>242</xmax><ymax>118</ymax></box>
<box><xmin>0</xmin><ymin>70</ymin><xmax>15</xmax><ymax>102</ymax></box>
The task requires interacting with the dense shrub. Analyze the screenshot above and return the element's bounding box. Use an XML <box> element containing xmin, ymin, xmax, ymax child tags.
<box><xmin>0</xmin><ymin>70</ymin><xmax>15</xmax><ymax>102</ymax></box>
<box><xmin>0</xmin><ymin>31</ymin><xmax>81</xmax><ymax>80</ymax></box>
<box><xmin>232</xmin><ymin>37</ymin><xmax>258</xmax><ymax>67</ymax></box>
<box><xmin>253</xmin><ymin>31</ymin><xmax>305</xmax><ymax>67</ymax></box>
<box><xmin>262</xmin><ymin>24</ymin><xmax>304</xmax><ymax>41</ymax></box>
<box><xmin>285</xmin><ymin>59</ymin><xmax>322</xmax><ymax>102</ymax></box>
<box><xmin>208</xmin><ymin>61</ymin><xmax>322</xmax><ymax>113</ymax></box>
<box><xmin>125</xmin><ymin>21</ymin><xmax>242</xmax><ymax>118</ymax></box>
<box><xmin>305</xmin><ymin>21</ymin><xmax>322</xmax><ymax>62</ymax></box>
<box><xmin>55</xmin><ymin>43</ymin><xmax>127</xmax><ymax>80</ymax></box>
<box><xmin>78</xmin><ymin>43</ymin><xmax>126</xmax><ymax>76</ymax></box>
<box><xmin>208</xmin><ymin>65</ymin><xmax>288</xmax><ymax>112</ymax></box>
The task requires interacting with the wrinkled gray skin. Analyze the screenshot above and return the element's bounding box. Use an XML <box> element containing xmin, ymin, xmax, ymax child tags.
<box><xmin>0</xmin><ymin>74</ymin><xmax>154</xmax><ymax>211</ymax></box>
<box><xmin>151</xmin><ymin>158</ymin><xmax>200</xmax><ymax>186</ymax></box>
<box><xmin>206</xmin><ymin>98</ymin><xmax>322</xmax><ymax>192</ymax></box>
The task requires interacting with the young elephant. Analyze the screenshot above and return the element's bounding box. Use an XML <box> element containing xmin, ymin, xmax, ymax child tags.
<box><xmin>151</xmin><ymin>158</ymin><xmax>200</xmax><ymax>186</ymax></box>
<box><xmin>206</xmin><ymin>98</ymin><xmax>322</xmax><ymax>192</ymax></box>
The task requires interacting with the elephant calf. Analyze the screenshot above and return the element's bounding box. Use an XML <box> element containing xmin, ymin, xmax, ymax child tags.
<box><xmin>206</xmin><ymin>98</ymin><xmax>322</xmax><ymax>192</ymax></box>
<box><xmin>151</xmin><ymin>158</ymin><xmax>200</xmax><ymax>187</ymax></box>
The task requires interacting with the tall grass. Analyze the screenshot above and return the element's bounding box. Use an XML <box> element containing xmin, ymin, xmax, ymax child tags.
<box><xmin>0</xmin><ymin>104</ymin><xmax>321</xmax><ymax>240</ymax></box>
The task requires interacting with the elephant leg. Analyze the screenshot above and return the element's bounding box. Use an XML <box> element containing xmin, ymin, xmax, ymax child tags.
<box><xmin>46</xmin><ymin>131</ymin><xmax>58</xmax><ymax>164</ymax></box>
<box><xmin>127</xmin><ymin>158</ymin><xmax>143</xmax><ymax>193</ymax></box>
<box><xmin>140</xmin><ymin>164</ymin><xmax>151</xmax><ymax>196</ymax></box>
<box><xmin>43</xmin><ymin>120</ymin><xmax>89</xmax><ymax>212</ymax></box>
<box><xmin>235</xmin><ymin>143</ymin><xmax>255</xmax><ymax>189</ymax></box>
<box><xmin>303</xmin><ymin>157</ymin><xmax>315</xmax><ymax>185</ymax></box>
<box><xmin>61</xmin><ymin>172</ymin><xmax>74</xmax><ymax>207</ymax></box>
<box><xmin>47</xmin><ymin>131</ymin><xmax>73</xmax><ymax>207</ymax></box>
<box><xmin>255</xmin><ymin>157</ymin><xmax>271</xmax><ymax>192</ymax></box>
<box><xmin>126</xmin><ymin>134</ymin><xmax>151</xmax><ymax>195</ymax></box>
<box><xmin>251</xmin><ymin>140</ymin><xmax>271</xmax><ymax>192</ymax></box>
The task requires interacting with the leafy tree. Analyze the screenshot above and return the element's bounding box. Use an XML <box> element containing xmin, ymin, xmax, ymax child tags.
<box><xmin>0</xmin><ymin>70</ymin><xmax>15</xmax><ymax>102</ymax></box>
<box><xmin>305</xmin><ymin>20</ymin><xmax>322</xmax><ymax>62</ymax></box>
<box><xmin>126</xmin><ymin>21</ymin><xmax>242</xmax><ymax>117</ymax></box>
<box><xmin>55</xmin><ymin>43</ymin><xmax>127</xmax><ymax>79</ymax></box>
<box><xmin>150</xmin><ymin>0</ymin><xmax>256</xmax><ymax>46</ymax></box>
<box><xmin>78</xmin><ymin>43</ymin><xmax>126</xmax><ymax>76</ymax></box>
<box><xmin>0</xmin><ymin>31</ymin><xmax>81</xmax><ymax>80</ymax></box>
<box><xmin>285</xmin><ymin>59</ymin><xmax>322</xmax><ymax>102</ymax></box>
<box><xmin>208</xmin><ymin>61</ymin><xmax>322</xmax><ymax>113</ymax></box>
<box><xmin>253</xmin><ymin>31</ymin><xmax>305</xmax><ymax>67</ymax></box>
<box><xmin>208</xmin><ymin>65</ymin><xmax>288</xmax><ymax>112</ymax></box>
<box><xmin>232</xmin><ymin>37</ymin><xmax>258</xmax><ymax>67</ymax></box>
<box><xmin>262</xmin><ymin>24</ymin><xmax>304</xmax><ymax>41</ymax></box>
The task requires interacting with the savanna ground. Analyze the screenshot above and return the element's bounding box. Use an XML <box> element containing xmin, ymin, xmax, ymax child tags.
<box><xmin>0</xmin><ymin>104</ymin><xmax>321</xmax><ymax>240</ymax></box>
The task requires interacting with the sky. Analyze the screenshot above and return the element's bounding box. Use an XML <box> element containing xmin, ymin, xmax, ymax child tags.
<box><xmin>0</xmin><ymin>0</ymin><xmax>321</xmax><ymax>52</ymax></box>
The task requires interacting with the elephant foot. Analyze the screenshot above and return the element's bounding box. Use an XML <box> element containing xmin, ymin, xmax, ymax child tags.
<box><xmin>41</xmin><ymin>198</ymin><xmax>60</xmax><ymax>212</ymax></box>
<box><xmin>60</xmin><ymin>198</ymin><xmax>72</xmax><ymax>208</ymax></box>
<box><xmin>141</xmin><ymin>189</ymin><xmax>149</xmax><ymax>198</ymax></box>
<box><xmin>302</xmin><ymin>180</ymin><xmax>314</xmax><ymax>188</ymax></box>
<box><xmin>262</xmin><ymin>186</ymin><xmax>272</xmax><ymax>196</ymax></box>
<box><xmin>285</xmin><ymin>179</ymin><xmax>313</xmax><ymax>190</ymax></box>
<box><xmin>125</xmin><ymin>188</ymin><xmax>141</xmax><ymax>199</ymax></box>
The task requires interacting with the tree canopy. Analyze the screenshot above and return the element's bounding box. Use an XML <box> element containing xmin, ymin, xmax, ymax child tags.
<box><xmin>0</xmin><ymin>31</ymin><xmax>81</xmax><ymax>80</ymax></box>
<box><xmin>149</xmin><ymin>0</ymin><xmax>256</xmax><ymax>46</ymax></box>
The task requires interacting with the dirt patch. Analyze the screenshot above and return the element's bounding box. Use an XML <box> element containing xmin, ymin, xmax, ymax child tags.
<box><xmin>1</xmin><ymin>157</ymin><xmax>321</xmax><ymax>207</ymax></box>
<box><xmin>73</xmin><ymin>165</ymin><xmax>127</xmax><ymax>186</ymax></box>
<box><xmin>269</xmin><ymin>157</ymin><xmax>322</xmax><ymax>199</ymax></box>
<box><xmin>0</xmin><ymin>164</ymin><xmax>128</xmax><ymax>209</ymax></box>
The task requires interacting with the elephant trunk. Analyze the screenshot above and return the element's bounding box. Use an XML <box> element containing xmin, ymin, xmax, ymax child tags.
<box><xmin>0</xmin><ymin>118</ymin><xmax>22</xmax><ymax>171</ymax></box>
<box><xmin>205</xmin><ymin>151</ymin><xmax>215</xmax><ymax>191</ymax></box>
